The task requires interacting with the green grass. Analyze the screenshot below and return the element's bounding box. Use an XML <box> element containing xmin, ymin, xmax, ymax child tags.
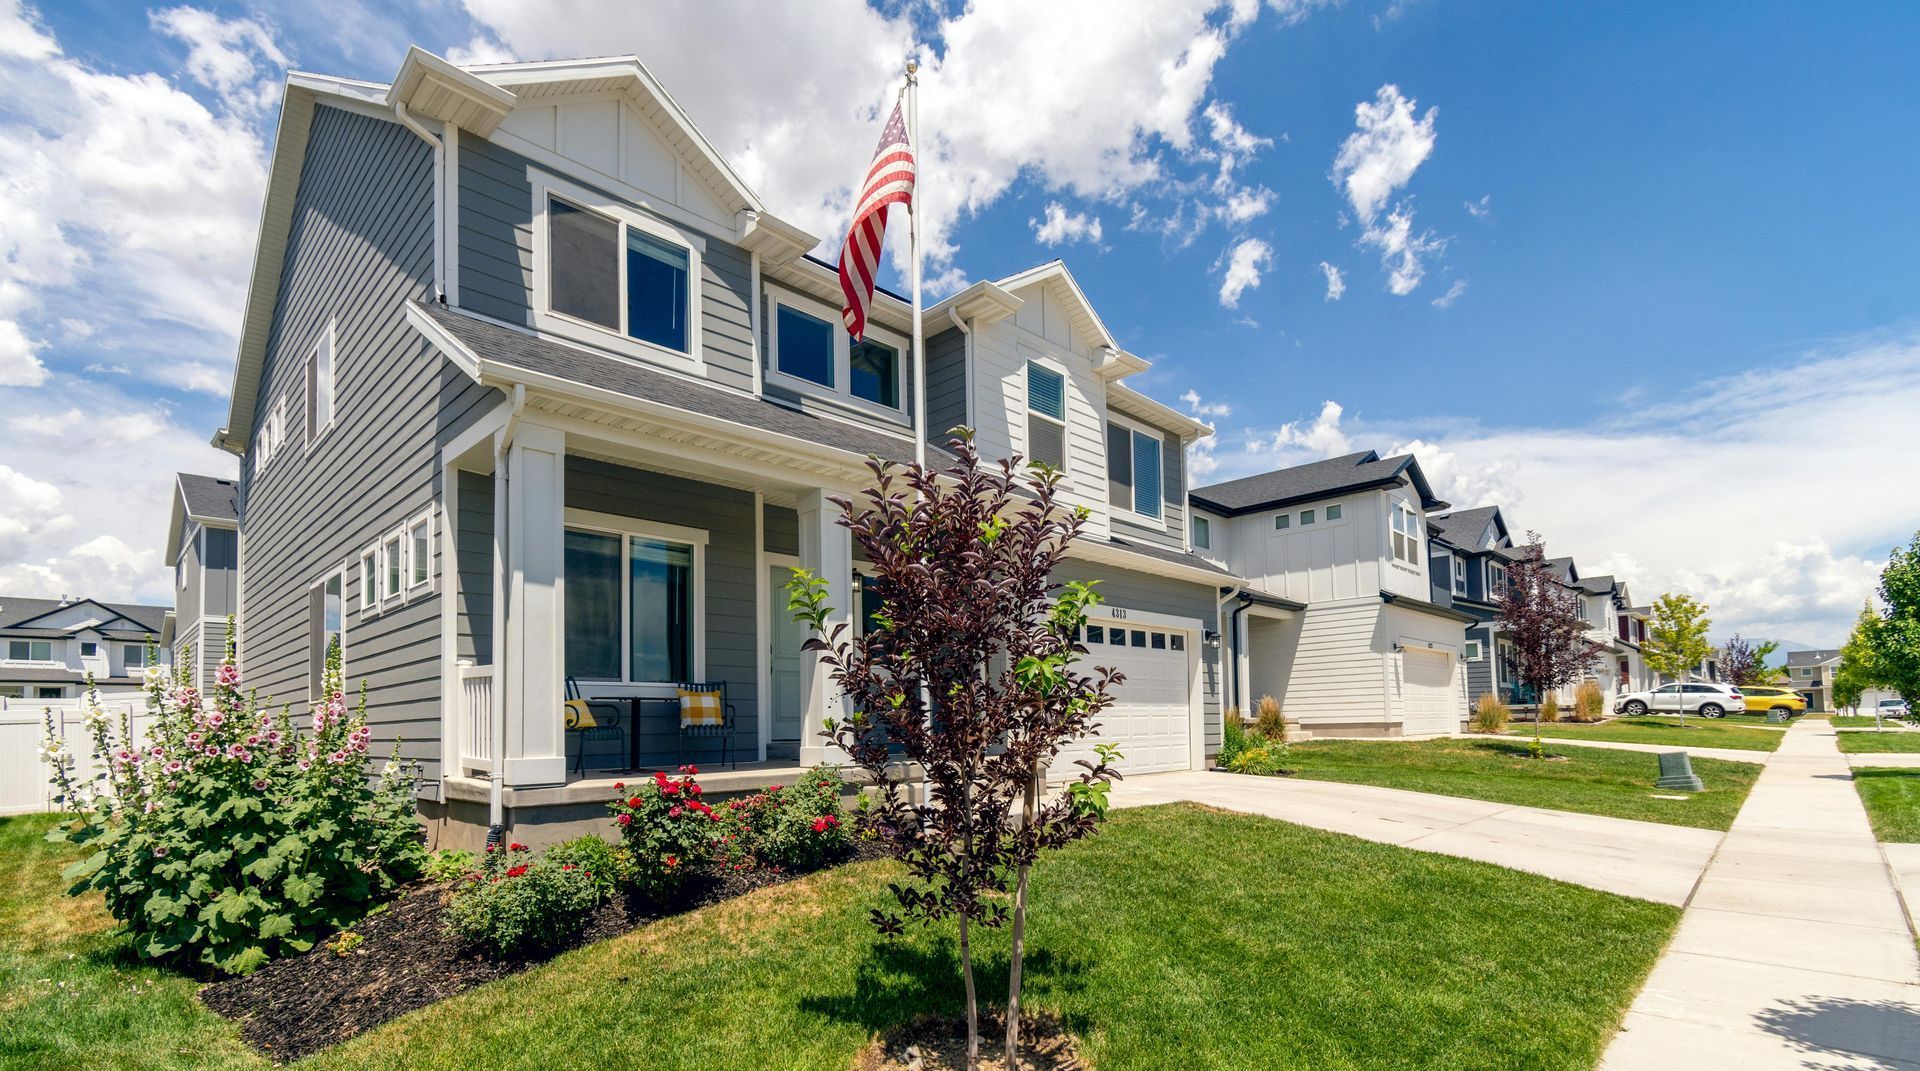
<box><xmin>0</xmin><ymin>814</ymin><xmax>260</xmax><ymax>1071</ymax></box>
<box><xmin>0</xmin><ymin>807</ymin><xmax>1678</xmax><ymax>1071</ymax></box>
<box><xmin>1499</xmin><ymin>717</ymin><xmax>1782</xmax><ymax>752</ymax></box>
<box><xmin>1853</xmin><ymin>769</ymin><xmax>1920</xmax><ymax>843</ymax></box>
<box><xmin>1283</xmin><ymin>738</ymin><xmax>1762</xmax><ymax>829</ymax></box>
<box><xmin>1832</xmin><ymin>715</ymin><xmax>1918</xmax><ymax>729</ymax></box>
<box><xmin>1835</xmin><ymin>731</ymin><xmax>1920</xmax><ymax>754</ymax></box>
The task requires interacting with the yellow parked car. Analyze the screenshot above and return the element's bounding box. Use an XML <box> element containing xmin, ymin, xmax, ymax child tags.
<box><xmin>1738</xmin><ymin>685</ymin><xmax>1806</xmax><ymax>717</ymax></box>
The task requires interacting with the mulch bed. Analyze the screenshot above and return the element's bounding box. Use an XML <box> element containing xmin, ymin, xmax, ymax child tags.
<box><xmin>852</xmin><ymin>1009</ymin><xmax>1088</xmax><ymax>1071</ymax></box>
<box><xmin>200</xmin><ymin>843</ymin><xmax>887</xmax><ymax>1063</ymax></box>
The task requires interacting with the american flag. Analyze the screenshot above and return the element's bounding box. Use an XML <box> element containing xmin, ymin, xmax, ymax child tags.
<box><xmin>838</xmin><ymin>101</ymin><xmax>915</xmax><ymax>341</ymax></box>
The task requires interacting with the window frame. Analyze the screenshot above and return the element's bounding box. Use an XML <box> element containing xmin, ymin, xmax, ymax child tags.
<box><xmin>1464</xmin><ymin>640</ymin><xmax>1483</xmax><ymax>661</ymax></box>
<box><xmin>359</xmin><ymin>545</ymin><xmax>379</xmax><ymax>620</ymax></box>
<box><xmin>1025</xmin><ymin>358</ymin><xmax>1070</xmax><ymax>472</ymax></box>
<box><xmin>7</xmin><ymin>639</ymin><xmax>54</xmax><ymax>662</ymax></box>
<box><xmin>765</xmin><ymin>288</ymin><xmax>909</xmax><ymax>420</ymax></box>
<box><xmin>304</xmin><ymin>320</ymin><xmax>336</xmax><ymax>450</ymax></box>
<box><xmin>1191</xmin><ymin>514</ymin><xmax>1211</xmax><ymax>550</ymax></box>
<box><xmin>407</xmin><ymin>509</ymin><xmax>434</xmax><ymax>593</ymax></box>
<box><xmin>1388</xmin><ymin>500</ymin><xmax>1421</xmax><ymax>568</ymax></box>
<box><xmin>123</xmin><ymin>644</ymin><xmax>146</xmax><ymax>668</ymax></box>
<box><xmin>1453</xmin><ymin>555</ymin><xmax>1469</xmax><ymax>596</ymax></box>
<box><xmin>79</xmin><ymin>641</ymin><xmax>99</xmax><ymax>658</ymax></box>
<box><xmin>529</xmin><ymin>172</ymin><xmax>706</xmax><ymax>371</ymax></box>
<box><xmin>382</xmin><ymin>529</ymin><xmax>405</xmax><ymax>605</ymax></box>
<box><xmin>562</xmin><ymin>508</ymin><xmax>708</xmax><ymax>690</ymax></box>
<box><xmin>308</xmin><ymin>566</ymin><xmax>347</xmax><ymax>701</ymax></box>
<box><xmin>1105</xmin><ymin>412</ymin><xmax>1166</xmax><ymax>525</ymax></box>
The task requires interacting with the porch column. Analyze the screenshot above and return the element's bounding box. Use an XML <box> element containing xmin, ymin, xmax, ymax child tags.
<box><xmin>502</xmin><ymin>422</ymin><xmax>567</xmax><ymax>786</ymax></box>
<box><xmin>796</xmin><ymin>487</ymin><xmax>852</xmax><ymax>766</ymax></box>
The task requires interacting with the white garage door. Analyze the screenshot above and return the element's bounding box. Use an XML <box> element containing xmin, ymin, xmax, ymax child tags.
<box><xmin>1401</xmin><ymin>647</ymin><xmax>1457</xmax><ymax>735</ymax></box>
<box><xmin>1051</xmin><ymin>619</ymin><xmax>1193</xmax><ymax>780</ymax></box>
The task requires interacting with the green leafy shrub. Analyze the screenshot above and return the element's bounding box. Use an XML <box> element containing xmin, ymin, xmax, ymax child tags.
<box><xmin>608</xmin><ymin>767</ymin><xmax>717</xmax><ymax>900</ymax></box>
<box><xmin>1539</xmin><ymin>693</ymin><xmax>1562</xmax><ymax>723</ymax></box>
<box><xmin>1573</xmin><ymin>680</ymin><xmax>1606</xmax><ymax>722</ymax></box>
<box><xmin>544</xmin><ymin>834</ymin><xmax>632</xmax><ymax>897</ymax></box>
<box><xmin>1469</xmin><ymin>693</ymin><xmax>1510</xmax><ymax>734</ymax></box>
<box><xmin>42</xmin><ymin>630</ymin><xmax>424</xmax><ymax>975</ymax></box>
<box><xmin>1226</xmin><ymin>745</ymin><xmax>1289</xmax><ymax>776</ymax></box>
<box><xmin>1254</xmin><ymin>695</ymin><xmax>1287</xmax><ymax>739</ymax></box>
<box><xmin>710</xmin><ymin>765</ymin><xmax>850</xmax><ymax>872</ymax></box>
<box><xmin>424</xmin><ymin>849</ymin><xmax>478</xmax><ymax>884</ymax></box>
<box><xmin>1218</xmin><ymin>713</ymin><xmax>1248</xmax><ymax>769</ymax></box>
<box><xmin>444</xmin><ymin>842</ymin><xmax>601</xmax><ymax>957</ymax></box>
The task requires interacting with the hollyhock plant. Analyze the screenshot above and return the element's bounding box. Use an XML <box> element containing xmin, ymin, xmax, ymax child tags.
<box><xmin>606</xmin><ymin>766</ymin><xmax>715</xmax><ymax>901</ymax></box>
<box><xmin>42</xmin><ymin>625</ymin><xmax>424</xmax><ymax>975</ymax></box>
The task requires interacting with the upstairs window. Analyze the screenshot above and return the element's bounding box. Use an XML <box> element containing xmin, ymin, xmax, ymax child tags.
<box><xmin>1026</xmin><ymin>362</ymin><xmax>1067</xmax><ymax>469</ymax></box>
<box><xmin>124</xmin><ymin>645</ymin><xmax>146</xmax><ymax>668</ymax></box>
<box><xmin>770</xmin><ymin>292</ymin><xmax>904</xmax><ymax>414</ymax></box>
<box><xmin>1453</xmin><ymin>556</ymin><xmax>1469</xmax><ymax>595</ymax></box>
<box><xmin>1105</xmin><ymin>419</ymin><xmax>1163</xmax><ymax>520</ymax></box>
<box><xmin>1488</xmin><ymin>562</ymin><xmax>1508</xmax><ymax>598</ymax></box>
<box><xmin>776</xmin><ymin>304</ymin><xmax>835</xmax><ymax>387</ymax></box>
<box><xmin>252</xmin><ymin>396</ymin><xmax>286</xmax><ymax>478</ymax></box>
<box><xmin>409</xmin><ymin>512</ymin><xmax>433</xmax><ymax>590</ymax></box>
<box><xmin>1389</xmin><ymin>503</ymin><xmax>1421</xmax><ymax>566</ymax></box>
<box><xmin>80</xmin><ymin>641</ymin><xmax>99</xmax><ymax>657</ymax></box>
<box><xmin>850</xmin><ymin>337</ymin><xmax>900</xmax><ymax>408</ymax></box>
<box><xmin>1192</xmin><ymin>515</ymin><xmax>1211</xmax><ymax>550</ymax></box>
<box><xmin>383</xmin><ymin>532</ymin><xmax>404</xmax><ymax>602</ymax></box>
<box><xmin>544</xmin><ymin>192</ymin><xmax>695</xmax><ymax>357</ymax></box>
<box><xmin>7</xmin><ymin>640</ymin><xmax>53</xmax><ymax>662</ymax></box>
<box><xmin>305</xmin><ymin>323</ymin><xmax>335</xmax><ymax>446</ymax></box>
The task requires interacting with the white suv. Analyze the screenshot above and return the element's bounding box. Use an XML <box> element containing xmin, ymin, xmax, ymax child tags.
<box><xmin>1615</xmin><ymin>682</ymin><xmax>1745</xmax><ymax>718</ymax></box>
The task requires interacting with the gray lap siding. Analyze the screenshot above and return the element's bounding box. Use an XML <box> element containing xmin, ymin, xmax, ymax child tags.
<box><xmin>237</xmin><ymin>103</ymin><xmax>496</xmax><ymax>786</ymax></box>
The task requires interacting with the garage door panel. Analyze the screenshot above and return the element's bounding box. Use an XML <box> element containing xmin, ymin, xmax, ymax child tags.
<box><xmin>1052</xmin><ymin>619</ymin><xmax>1193</xmax><ymax>780</ymax></box>
<box><xmin>1401</xmin><ymin>647</ymin><xmax>1457</xmax><ymax>735</ymax></box>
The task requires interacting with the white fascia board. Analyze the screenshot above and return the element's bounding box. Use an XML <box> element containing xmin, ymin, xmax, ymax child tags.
<box><xmin>387</xmin><ymin>47</ymin><xmax>517</xmax><ymax>135</ymax></box>
<box><xmin>990</xmin><ymin>261</ymin><xmax>1118</xmax><ymax>351</ymax></box>
<box><xmin>925</xmin><ymin>280</ymin><xmax>1024</xmax><ymax>327</ymax></box>
<box><xmin>1108</xmin><ymin>382</ymin><xmax>1213</xmax><ymax>440</ymax></box>
<box><xmin>1067</xmin><ymin>538</ymin><xmax>1241</xmax><ymax>588</ymax></box>
<box><xmin>736</xmin><ymin>210</ymin><xmax>819</xmax><ymax>264</ymax></box>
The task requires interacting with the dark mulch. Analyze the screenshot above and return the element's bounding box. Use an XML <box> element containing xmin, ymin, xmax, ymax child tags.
<box><xmin>852</xmin><ymin>1009</ymin><xmax>1088</xmax><ymax>1071</ymax></box>
<box><xmin>200</xmin><ymin>843</ymin><xmax>887</xmax><ymax>1063</ymax></box>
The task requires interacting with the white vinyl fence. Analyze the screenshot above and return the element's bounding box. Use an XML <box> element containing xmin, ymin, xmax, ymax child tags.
<box><xmin>0</xmin><ymin>694</ymin><xmax>155</xmax><ymax>816</ymax></box>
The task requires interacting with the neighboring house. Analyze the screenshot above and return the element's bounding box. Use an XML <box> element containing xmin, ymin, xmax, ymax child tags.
<box><xmin>1786</xmin><ymin>649</ymin><xmax>1840</xmax><ymax>710</ymax></box>
<box><xmin>0</xmin><ymin>597</ymin><xmax>170</xmax><ymax>701</ymax></box>
<box><xmin>207</xmin><ymin>48</ymin><xmax>1234</xmax><ymax>848</ymax></box>
<box><xmin>1191</xmin><ymin>450</ymin><xmax>1476</xmax><ymax>737</ymax></box>
<box><xmin>1570</xmin><ymin>574</ymin><xmax>1652</xmax><ymax>703</ymax></box>
<box><xmin>164</xmin><ymin>473</ymin><xmax>240</xmax><ymax>689</ymax></box>
<box><xmin>1425</xmin><ymin>505</ymin><xmax>1525</xmax><ymax>709</ymax></box>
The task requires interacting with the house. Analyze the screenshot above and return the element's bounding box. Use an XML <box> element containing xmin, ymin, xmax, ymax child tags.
<box><xmin>0</xmin><ymin>596</ymin><xmax>169</xmax><ymax>701</ymax></box>
<box><xmin>163</xmin><ymin>473</ymin><xmax>240</xmax><ymax>689</ymax></box>
<box><xmin>1569</xmin><ymin>574</ymin><xmax>1653</xmax><ymax>702</ymax></box>
<box><xmin>206</xmin><ymin>48</ymin><xmax>1235</xmax><ymax>848</ymax></box>
<box><xmin>1191</xmin><ymin>450</ymin><xmax>1476</xmax><ymax>737</ymax></box>
<box><xmin>1786</xmin><ymin>649</ymin><xmax>1840</xmax><ymax>710</ymax></box>
<box><xmin>1424</xmin><ymin>505</ymin><xmax>1522</xmax><ymax>708</ymax></box>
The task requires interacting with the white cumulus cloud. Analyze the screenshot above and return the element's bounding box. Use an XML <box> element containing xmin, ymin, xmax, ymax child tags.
<box><xmin>1217</xmin><ymin>237</ymin><xmax>1272</xmax><ymax>307</ymax></box>
<box><xmin>1029</xmin><ymin>202</ymin><xmax>1103</xmax><ymax>246</ymax></box>
<box><xmin>1331</xmin><ymin>84</ymin><xmax>1443</xmax><ymax>294</ymax></box>
<box><xmin>1318</xmin><ymin>260</ymin><xmax>1345</xmax><ymax>301</ymax></box>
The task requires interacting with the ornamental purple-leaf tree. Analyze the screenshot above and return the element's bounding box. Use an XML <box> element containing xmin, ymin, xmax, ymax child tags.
<box><xmin>1496</xmin><ymin>534</ymin><xmax>1605</xmax><ymax>757</ymax></box>
<box><xmin>1720</xmin><ymin>634</ymin><xmax>1763</xmax><ymax>688</ymax></box>
<box><xmin>787</xmin><ymin>431</ymin><xmax>1122</xmax><ymax>1070</ymax></box>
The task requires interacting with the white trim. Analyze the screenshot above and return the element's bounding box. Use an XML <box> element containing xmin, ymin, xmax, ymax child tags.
<box><xmin>1082</xmin><ymin>603</ymin><xmax>1206</xmax><ymax>774</ymax></box>
<box><xmin>766</xmin><ymin>287</ymin><xmax>909</xmax><ymax>422</ymax></box>
<box><xmin>1023</xmin><ymin>356</ymin><xmax>1070</xmax><ymax>471</ymax></box>
<box><xmin>358</xmin><ymin>544</ymin><xmax>379</xmax><ymax>620</ymax></box>
<box><xmin>442</xmin><ymin>125</ymin><xmax>461</xmax><ymax>306</ymax></box>
<box><xmin>560</xmin><ymin>507</ymin><xmax>708</xmax><ymax>691</ymax></box>
<box><xmin>381</xmin><ymin>528</ymin><xmax>406</xmax><ymax>606</ymax></box>
<box><xmin>748</xmin><ymin>249</ymin><xmax>763</xmax><ymax>396</ymax></box>
<box><xmin>753</xmin><ymin>491</ymin><xmax>769</xmax><ymax>762</ymax></box>
<box><xmin>406</xmin><ymin>508</ymin><xmax>435</xmax><ymax>593</ymax></box>
<box><xmin>438</xmin><ymin>460</ymin><xmax>460</xmax><ymax>802</ymax></box>
<box><xmin>1105</xmin><ymin>411</ymin><xmax>1166</xmax><ymax>527</ymax></box>
<box><xmin>528</xmin><ymin>169</ymin><xmax>706</xmax><ymax>373</ymax></box>
<box><xmin>306</xmin><ymin>564</ymin><xmax>349</xmax><ymax>701</ymax></box>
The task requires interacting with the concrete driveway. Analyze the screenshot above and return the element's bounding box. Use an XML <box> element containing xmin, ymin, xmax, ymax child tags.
<box><xmin>1110</xmin><ymin>769</ymin><xmax>1721</xmax><ymax>905</ymax></box>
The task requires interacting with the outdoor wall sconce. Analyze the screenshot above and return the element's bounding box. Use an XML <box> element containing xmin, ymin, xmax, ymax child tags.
<box><xmin>1203</xmin><ymin>629</ymin><xmax>1221</xmax><ymax>650</ymax></box>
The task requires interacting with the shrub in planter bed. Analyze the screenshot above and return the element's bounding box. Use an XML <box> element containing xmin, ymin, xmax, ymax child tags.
<box><xmin>1469</xmin><ymin>693</ymin><xmax>1511</xmax><ymax>734</ymax></box>
<box><xmin>608</xmin><ymin>767</ymin><xmax>718</xmax><ymax>900</ymax></box>
<box><xmin>1539</xmin><ymin>692</ymin><xmax>1562</xmax><ymax>723</ymax></box>
<box><xmin>1218</xmin><ymin>715</ymin><xmax>1248</xmax><ymax>768</ymax></box>
<box><xmin>1573</xmin><ymin>680</ymin><xmax>1606</xmax><ymax>722</ymax></box>
<box><xmin>41</xmin><ymin>631</ymin><xmax>425</xmax><ymax>975</ymax></box>
<box><xmin>708</xmin><ymin>765</ymin><xmax>851</xmax><ymax>872</ymax></box>
<box><xmin>1226</xmin><ymin>745</ymin><xmax>1289</xmax><ymax>776</ymax></box>
<box><xmin>444</xmin><ymin>842</ymin><xmax>601</xmax><ymax>957</ymax></box>
<box><xmin>544</xmin><ymin>834</ymin><xmax>633</xmax><ymax>897</ymax></box>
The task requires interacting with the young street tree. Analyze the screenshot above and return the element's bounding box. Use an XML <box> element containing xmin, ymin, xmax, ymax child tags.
<box><xmin>1721</xmin><ymin>634</ymin><xmax>1765</xmax><ymax>687</ymax></box>
<box><xmin>1867</xmin><ymin>530</ymin><xmax>1920</xmax><ymax>709</ymax></box>
<box><xmin>789</xmin><ymin>433</ymin><xmax>1121</xmax><ymax>1069</ymax></box>
<box><xmin>1643</xmin><ymin>593</ymin><xmax>1714</xmax><ymax>728</ymax></box>
<box><xmin>1835</xmin><ymin>601</ymin><xmax>1887</xmax><ymax>719</ymax></box>
<box><xmin>1496</xmin><ymin>535</ymin><xmax>1605</xmax><ymax>755</ymax></box>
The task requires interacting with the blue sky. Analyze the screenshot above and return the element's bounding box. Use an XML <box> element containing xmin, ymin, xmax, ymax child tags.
<box><xmin>0</xmin><ymin>0</ymin><xmax>1914</xmax><ymax>646</ymax></box>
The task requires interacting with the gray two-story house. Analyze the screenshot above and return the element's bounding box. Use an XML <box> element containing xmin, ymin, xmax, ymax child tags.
<box><xmin>163</xmin><ymin>473</ymin><xmax>240</xmax><ymax>689</ymax></box>
<box><xmin>209</xmin><ymin>49</ymin><xmax>1235</xmax><ymax>847</ymax></box>
<box><xmin>0</xmin><ymin>597</ymin><xmax>168</xmax><ymax>701</ymax></box>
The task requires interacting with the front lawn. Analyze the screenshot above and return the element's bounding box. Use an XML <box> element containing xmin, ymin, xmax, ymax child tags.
<box><xmin>1852</xmin><ymin>769</ymin><xmax>1920</xmax><ymax>843</ymax></box>
<box><xmin>1</xmin><ymin>805</ymin><xmax>1679</xmax><ymax>1071</ymax></box>
<box><xmin>1832</xmin><ymin>716</ymin><xmax>1917</xmax><ymax>729</ymax></box>
<box><xmin>1284</xmin><ymin>738</ymin><xmax>1761</xmax><ymax>829</ymax></box>
<box><xmin>1836</xmin><ymin>731</ymin><xmax>1920</xmax><ymax>754</ymax></box>
<box><xmin>1499</xmin><ymin>717</ymin><xmax>1782</xmax><ymax>752</ymax></box>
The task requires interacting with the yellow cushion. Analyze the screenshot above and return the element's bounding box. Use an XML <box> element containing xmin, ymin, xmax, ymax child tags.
<box><xmin>678</xmin><ymin>688</ymin><xmax>724</xmax><ymax>728</ymax></box>
<box><xmin>563</xmin><ymin>698</ymin><xmax>596</xmax><ymax>729</ymax></box>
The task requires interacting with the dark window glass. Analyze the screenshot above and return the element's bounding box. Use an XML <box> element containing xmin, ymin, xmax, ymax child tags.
<box><xmin>1131</xmin><ymin>630</ymin><xmax>1147</xmax><ymax>648</ymax></box>
<box><xmin>1326</xmin><ymin>504</ymin><xmax>1343</xmax><ymax>520</ymax></box>
<box><xmin>1110</xmin><ymin>629</ymin><xmax>1126</xmax><ymax>646</ymax></box>
<box><xmin>1150</xmin><ymin>632</ymin><xmax>1166</xmax><ymax>650</ymax></box>
<box><xmin>1087</xmin><ymin>625</ymin><xmax>1104</xmax><ymax>644</ymax></box>
<box><xmin>564</xmin><ymin>530</ymin><xmax>621</xmax><ymax>680</ymax></box>
<box><xmin>1131</xmin><ymin>431</ymin><xmax>1162</xmax><ymax>518</ymax></box>
<box><xmin>549</xmin><ymin>199</ymin><xmax>619</xmax><ymax>329</ymax></box>
<box><xmin>1275</xmin><ymin>514</ymin><xmax>1290</xmax><ymax>530</ymax></box>
<box><xmin>850</xmin><ymin>338</ymin><xmax>898</xmax><ymax>407</ymax></box>
<box><xmin>1170</xmin><ymin>634</ymin><xmax>1185</xmax><ymax>651</ymax></box>
<box><xmin>778</xmin><ymin>305</ymin><xmax>835</xmax><ymax>387</ymax></box>
<box><xmin>1107</xmin><ymin>421</ymin><xmax>1132</xmax><ymax>508</ymax></box>
<box><xmin>1027</xmin><ymin>362</ymin><xmax>1065</xmax><ymax>420</ymax></box>
<box><xmin>859</xmin><ymin>574</ymin><xmax>886</xmax><ymax>635</ymax></box>
<box><xmin>630</xmin><ymin>536</ymin><xmax>693</xmax><ymax>683</ymax></box>
<box><xmin>627</xmin><ymin>229</ymin><xmax>690</xmax><ymax>352</ymax></box>
<box><xmin>1028</xmin><ymin>416</ymin><xmax>1065</xmax><ymax>468</ymax></box>
<box><xmin>1300</xmin><ymin>508</ymin><xmax>1316</xmax><ymax>525</ymax></box>
<box><xmin>1192</xmin><ymin>516</ymin><xmax>1210</xmax><ymax>548</ymax></box>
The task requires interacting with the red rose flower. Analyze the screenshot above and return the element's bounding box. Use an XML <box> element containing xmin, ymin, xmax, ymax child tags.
<box><xmin>663</xmin><ymin>782</ymin><xmax>681</xmax><ymax>796</ymax></box>
<box><xmin>617</xmin><ymin>813</ymin><xmax>633</xmax><ymax>827</ymax></box>
<box><xmin>681</xmin><ymin>764</ymin><xmax>699</xmax><ymax>776</ymax></box>
<box><xmin>811</xmin><ymin>817</ymin><xmax>830</xmax><ymax>833</ymax></box>
<box><xmin>509</xmin><ymin>842</ymin><xmax>528</xmax><ymax>852</ymax></box>
<box><xmin>505</xmin><ymin>864</ymin><xmax>529</xmax><ymax>878</ymax></box>
<box><xmin>669</xmin><ymin>805</ymin><xmax>683</xmax><ymax>818</ymax></box>
<box><xmin>688</xmin><ymin>784</ymin><xmax>703</xmax><ymax>796</ymax></box>
<box><xmin>664</xmin><ymin>854</ymin><xmax>678</xmax><ymax>868</ymax></box>
<box><xmin>628</xmin><ymin>796</ymin><xmax>644</xmax><ymax>809</ymax></box>
<box><xmin>613</xmin><ymin>782</ymin><xmax>626</xmax><ymax>791</ymax></box>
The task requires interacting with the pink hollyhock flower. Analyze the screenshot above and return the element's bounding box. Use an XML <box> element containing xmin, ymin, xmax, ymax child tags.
<box><xmin>164</xmin><ymin>761</ymin><xmax>183</xmax><ymax>774</ymax></box>
<box><xmin>186</xmin><ymin>732</ymin><xmax>202</xmax><ymax>746</ymax></box>
<box><xmin>206</xmin><ymin>712</ymin><xmax>224</xmax><ymax>728</ymax></box>
<box><xmin>245</xmin><ymin>735</ymin><xmax>259</xmax><ymax>746</ymax></box>
<box><xmin>252</xmin><ymin>779</ymin><xmax>269</xmax><ymax>791</ymax></box>
<box><xmin>297</xmin><ymin>760</ymin><xmax>312</xmax><ymax>772</ymax></box>
<box><xmin>329</xmin><ymin>750</ymin><xmax>347</xmax><ymax>764</ymax></box>
<box><xmin>152</xmin><ymin>846</ymin><xmax>168</xmax><ymax>858</ymax></box>
<box><xmin>216</xmin><ymin>664</ymin><xmax>240</xmax><ymax>687</ymax></box>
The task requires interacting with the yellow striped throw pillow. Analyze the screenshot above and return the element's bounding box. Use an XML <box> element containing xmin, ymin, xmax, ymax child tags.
<box><xmin>678</xmin><ymin>688</ymin><xmax>724</xmax><ymax>728</ymax></box>
<box><xmin>563</xmin><ymin>699</ymin><xmax>597</xmax><ymax>729</ymax></box>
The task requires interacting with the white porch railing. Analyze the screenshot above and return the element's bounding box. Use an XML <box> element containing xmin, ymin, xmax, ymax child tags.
<box><xmin>457</xmin><ymin>661</ymin><xmax>493</xmax><ymax>773</ymax></box>
<box><xmin>0</xmin><ymin>694</ymin><xmax>153</xmax><ymax>815</ymax></box>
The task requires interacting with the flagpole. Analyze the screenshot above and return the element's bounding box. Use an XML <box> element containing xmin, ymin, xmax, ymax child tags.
<box><xmin>906</xmin><ymin>59</ymin><xmax>926</xmax><ymax>471</ymax></box>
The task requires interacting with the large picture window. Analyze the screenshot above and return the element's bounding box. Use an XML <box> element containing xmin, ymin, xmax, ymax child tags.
<box><xmin>564</xmin><ymin>518</ymin><xmax>703</xmax><ymax>685</ymax></box>
<box><xmin>541</xmin><ymin>185</ymin><xmax>699</xmax><ymax>360</ymax></box>
<box><xmin>769</xmin><ymin>291</ymin><xmax>905</xmax><ymax>416</ymax></box>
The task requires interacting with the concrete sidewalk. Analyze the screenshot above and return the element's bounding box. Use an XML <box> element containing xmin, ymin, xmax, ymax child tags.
<box><xmin>1109</xmin><ymin>770</ymin><xmax>1720</xmax><ymax>905</ymax></box>
<box><xmin>1600</xmin><ymin>719</ymin><xmax>1920</xmax><ymax>1070</ymax></box>
<box><xmin>1489</xmin><ymin>734</ymin><xmax>1770</xmax><ymax>764</ymax></box>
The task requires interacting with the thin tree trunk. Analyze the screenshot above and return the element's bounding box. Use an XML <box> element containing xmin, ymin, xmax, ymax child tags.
<box><xmin>961</xmin><ymin>765</ymin><xmax>979</xmax><ymax>1071</ymax></box>
<box><xmin>1006</xmin><ymin>762</ymin><xmax>1038</xmax><ymax>1061</ymax></box>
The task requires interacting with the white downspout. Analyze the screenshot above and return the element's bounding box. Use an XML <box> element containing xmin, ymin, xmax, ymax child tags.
<box><xmin>392</xmin><ymin>98</ymin><xmax>447</xmax><ymax>302</ymax></box>
<box><xmin>487</xmin><ymin>385</ymin><xmax>526</xmax><ymax>841</ymax></box>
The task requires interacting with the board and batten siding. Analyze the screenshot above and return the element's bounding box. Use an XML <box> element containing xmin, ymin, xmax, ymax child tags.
<box><xmin>455</xmin><ymin>133</ymin><xmax>757</xmax><ymax>394</ymax></box>
<box><xmin>563</xmin><ymin>456</ymin><xmax>760</xmax><ymax>766</ymax></box>
<box><xmin>1053</xmin><ymin>561</ymin><xmax>1223</xmax><ymax>755</ymax></box>
<box><xmin>236</xmin><ymin>103</ymin><xmax>499</xmax><ymax>786</ymax></box>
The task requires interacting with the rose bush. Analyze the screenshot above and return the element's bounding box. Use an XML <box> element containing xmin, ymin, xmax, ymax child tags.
<box><xmin>42</xmin><ymin>628</ymin><xmax>425</xmax><ymax>974</ymax></box>
<box><xmin>708</xmin><ymin>765</ymin><xmax>850</xmax><ymax>872</ymax></box>
<box><xmin>444</xmin><ymin>841</ymin><xmax>601</xmax><ymax>957</ymax></box>
<box><xmin>606</xmin><ymin>767</ymin><xmax>717</xmax><ymax>900</ymax></box>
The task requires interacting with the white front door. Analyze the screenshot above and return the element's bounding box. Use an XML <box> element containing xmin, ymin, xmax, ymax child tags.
<box><xmin>1401</xmin><ymin>647</ymin><xmax>1457</xmax><ymax>735</ymax></box>
<box><xmin>1053</xmin><ymin>619</ymin><xmax>1193</xmax><ymax>780</ymax></box>
<box><xmin>768</xmin><ymin>563</ymin><xmax>807</xmax><ymax>744</ymax></box>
